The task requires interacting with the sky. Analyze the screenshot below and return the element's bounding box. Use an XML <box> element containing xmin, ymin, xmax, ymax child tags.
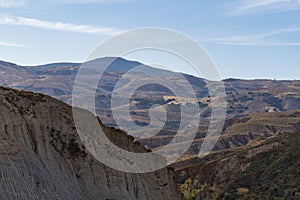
<box><xmin>0</xmin><ymin>0</ymin><xmax>300</xmax><ymax>80</ymax></box>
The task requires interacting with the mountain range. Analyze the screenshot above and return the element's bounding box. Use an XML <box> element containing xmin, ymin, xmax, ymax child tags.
<box><xmin>0</xmin><ymin>58</ymin><xmax>300</xmax><ymax>199</ymax></box>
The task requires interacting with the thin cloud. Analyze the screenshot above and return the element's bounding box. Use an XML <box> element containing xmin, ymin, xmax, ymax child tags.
<box><xmin>209</xmin><ymin>40</ymin><xmax>300</xmax><ymax>47</ymax></box>
<box><xmin>230</xmin><ymin>0</ymin><xmax>300</xmax><ymax>15</ymax></box>
<box><xmin>0</xmin><ymin>0</ymin><xmax>25</xmax><ymax>8</ymax></box>
<box><xmin>54</xmin><ymin>0</ymin><xmax>134</xmax><ymax>4</ymax></box>
<box><xmin>0</xmin><ymin>41</ymin><xmax>24</xmax><ymax>47</ymax></box>
<box><xmin>23</xmin><ymin>0</ymin><xmax>135</xmax><ymax>7</ymax></box>
<box><xmin>0</xmin><ymin>15</ymin><xmax>123</xmax><ymax>36</ymax></box>
<box><xmin>202</xmin><ymin>27</ymin><xmax>300</xmax><ymax>47</ymax></box>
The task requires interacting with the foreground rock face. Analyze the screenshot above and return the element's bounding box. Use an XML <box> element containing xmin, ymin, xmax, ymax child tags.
<box><xmin>0</xmin><ymin>87</ymin><xmax>181</xmax><ymax>200</ymax></box>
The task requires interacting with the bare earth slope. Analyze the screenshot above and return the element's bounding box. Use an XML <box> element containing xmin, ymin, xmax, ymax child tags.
<box><xmin>173</xmin><ymin>111</ymin><xmax>300</xmax><ymax>199</ymax></box>
<box><xmin>0</xmin><ymin>86</ymin><xmax>181</xmax><ymax>200</ymax></box>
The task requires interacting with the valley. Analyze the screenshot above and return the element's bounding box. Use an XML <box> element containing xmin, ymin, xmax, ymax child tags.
<box><xmin>0</xmin><ymin>58</ymin><xmax>300</xmax><ymax>199</ymax></box>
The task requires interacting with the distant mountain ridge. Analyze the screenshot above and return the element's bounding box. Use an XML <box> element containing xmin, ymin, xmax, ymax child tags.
<box><xmin>1</xmin><ymin>58</ymin><xmax>300</xmax><ymax>156</ymax></box>
<box><xmin>37</xmin><ymin>62</ymin><xmax>81</xmax><ymax>69</ymax></box>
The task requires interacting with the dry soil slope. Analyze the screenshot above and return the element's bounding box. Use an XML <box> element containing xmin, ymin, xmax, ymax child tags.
<box><xmin>173</xmin><ymin>121</ymin><xmax>300</xmax><ymax>199</ymax></box>
<box><xmin>0</xmin><ymin>86</ymin><xmax>181</xmax><ymax>200</ymax></box>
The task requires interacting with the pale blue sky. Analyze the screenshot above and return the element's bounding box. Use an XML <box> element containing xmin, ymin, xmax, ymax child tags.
<box><xmin>0</xmin><ymin>0</ymin><xmax>300</xmax><ymax>79</ymax></box>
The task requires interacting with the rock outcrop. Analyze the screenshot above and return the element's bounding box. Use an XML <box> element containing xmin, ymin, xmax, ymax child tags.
<box><xmin>0</xmin><ymin>86</ymin><xmax>181</xmax><ymax>200</ymax></box>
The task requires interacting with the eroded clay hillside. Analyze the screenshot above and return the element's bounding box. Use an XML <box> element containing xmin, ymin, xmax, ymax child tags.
<box><xmin>172</xmin><ymin>111</ymin><xmax>300</xmax><ymax>199</ymax></box>
<box><xmin>0</xmin><ymin>86</ymin><xmax>181</xmax><ymax>200</ymax></box>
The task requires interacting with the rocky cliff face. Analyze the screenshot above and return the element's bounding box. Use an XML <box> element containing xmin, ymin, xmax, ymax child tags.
<box><xmin>0</xmin><ymin>86</ymin><xmax>181</xmax><ymax>200</ymax></box>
